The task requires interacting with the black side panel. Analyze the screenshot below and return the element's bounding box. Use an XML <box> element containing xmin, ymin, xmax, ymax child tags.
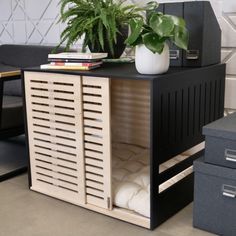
<box><xmin>155</xmin><ymin>174</ymin><xmax>194</xmax><ymax>228</ymax></box>
<box><xmin>155</xmin><ymin>64</ymin><xmax>225</xmax><ymax>164</ymax></box>
<box><xmin>149</xmin><ymin>65</ymin><xmax>225</xmax><ymax>228</ymax></box>
<box><xmin>164</xmin><ymin>3</ymin><xmax>184</xmax><ymax>67</ymax></box>
<box><xmin>150</xmin><ymin>150</ymin><xmax>203</xmax><ymax>229</ymax></box>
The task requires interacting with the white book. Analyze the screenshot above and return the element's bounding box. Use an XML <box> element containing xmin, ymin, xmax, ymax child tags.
<box><xmin>48</xmin><ymin>52</ymin><xmax>108</xmax><ymax>60</ymax></box>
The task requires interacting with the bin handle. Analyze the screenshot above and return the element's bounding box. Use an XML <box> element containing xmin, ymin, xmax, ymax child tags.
<box><xmin>186</xmin><ymin>50</ymin><xmax>199</xmax><ymax>60</ymax></box>
<box><xmin>169</xmin><ymin>50</ymin><xmax>179</xmax><ymax>60</ymax></box>
<box><xmin>222</xmin><ymin>184</ymin><xmax>236</xmax><ymax>198</ymax></box>
<box><xmin>225</xmin><ymin>149</ymin><xmax>236</xmax><ymax>163</ymax></box>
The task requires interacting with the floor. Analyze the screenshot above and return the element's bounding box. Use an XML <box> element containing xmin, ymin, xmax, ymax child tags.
<box><xmin>0</xmin><ymin>174</ymin><xmax>215</xmax><ymax>236</ymax></box>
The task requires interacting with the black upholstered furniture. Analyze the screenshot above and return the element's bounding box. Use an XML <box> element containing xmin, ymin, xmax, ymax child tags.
<box><xmin>0</xmin><ymin>44</ymin><xmax>64</xmax><ymax>138</ymax></box>
<box><xmin>0</xmin><ymin>44</ymin><xmax>64</xmax><ymax>181</ymax></box>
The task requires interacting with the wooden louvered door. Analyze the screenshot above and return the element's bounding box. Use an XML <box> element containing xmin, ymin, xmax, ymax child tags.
<box><xmin>82</xmin><ymin>76</ymin><xmax>112</xmax><ymax>210</ymax></box>
<box><xmin>24</xmin><ymin>72</ymin><xmax>112</xmax><ymax>210</ymax></box>
<box><xmin>24</xmin><ymin>72</ymin><xmax>85</xmax><ymax>205</ymax></box>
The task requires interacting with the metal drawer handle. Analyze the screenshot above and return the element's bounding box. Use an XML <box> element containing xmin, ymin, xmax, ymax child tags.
<box><xmin>222</xmin><ymin>184</ymin><xmax>236</xmax><ymax>198</ymax></box>
<box><xmin>169</xmin><ymin>50</ymin><xmax>179</xmax><ymax>60</ymax></box>
<box><xmin>225</xmin><ymin>149</ymin><xmax>236</xmax><ymax>162</ymax></box>
<box><xmin>186</xmin><ymin>50</ymin><xmax>199</xmax><ymax>60</ymax></box>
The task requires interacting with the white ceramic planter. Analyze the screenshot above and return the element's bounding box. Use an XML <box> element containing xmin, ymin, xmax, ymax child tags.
<box><xmin>135</xmin><ymin>43</ymin><xmax>170</xmax><ymax>75</ymax></box>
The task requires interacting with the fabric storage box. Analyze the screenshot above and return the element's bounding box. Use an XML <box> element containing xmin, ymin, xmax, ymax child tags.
<box><xmin>193</xmin><ymin>158</ymin><xmax>236</xmax><ymax>235</ymax></box>
<box><xmin>203</xmin><ymin>112</ymin><xmax>236</xmax><ymax>168</ymax></box>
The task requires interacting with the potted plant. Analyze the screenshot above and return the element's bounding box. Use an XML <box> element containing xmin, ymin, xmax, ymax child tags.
<box><xmin>58</xmin><ymin>0</ymin><xmax>144</xmax><ymax>58</ymax></box>
<box><xmin>125</xmin><ymin>2</ymin><xmax>189</xmax><ymax>74</ymax></box>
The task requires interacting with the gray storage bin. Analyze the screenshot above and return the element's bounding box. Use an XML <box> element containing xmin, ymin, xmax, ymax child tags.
<box><xmin>193</xmin><ymin>158</ymin><xmax>236</xmax><ymax>235</ymax></box>
<box><xmin>203</xmin><ymin>112</ymin><xmax>236</xmax><ymax>168</ymax></box>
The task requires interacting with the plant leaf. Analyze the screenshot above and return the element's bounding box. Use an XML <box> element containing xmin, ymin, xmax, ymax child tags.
<box><xmin>166</xmin><ymin>15</ymin><xmax>186</xmax><ymax>27</ymax></box>
<box><xmin>125</xmin><ymin>18</ymin><xmax>143</xmax><ymax>45</ymax></box>
<box><xmin>142</xmin><ymin>33</ymin><xmax>165</xmax><ymax>54</ymax></box>
<box><xmin>172</xmin><ymin>25</ymin><xmax>189</xmax><ymax>50</ymax></box>
<box><xmin>98</xmin><ymin>20</ymin><xmax>104</xmax><ymax>50</ymax></box>
<box><xmin>149</xmin><ymin>14</ymin><xmax>174</xmax><ymax>37</ymax></box>
<box><xmin>146</xmin><ymin>1</ymin><xmax>159</xmax><ymax>11</ymax></box>
<box><xmin>100</xmin><ymin>8</ymin><xmax>108</xmax><ymax>28</ymax></box>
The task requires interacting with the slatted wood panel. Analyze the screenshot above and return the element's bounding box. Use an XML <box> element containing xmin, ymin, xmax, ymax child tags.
<box><xmin>111</xmin><ymin>80</ymin><xmax>150</xmax><ymax>148</ymax></box>
<box><xmin>24</xmin><ymin>72</ymin><xmax>85</xmax><ymax>204</ymax></box>
<box><xmin>82</xmin><ymin>76</ymin><xmax>112</xmax><ymax>209</ymax></box>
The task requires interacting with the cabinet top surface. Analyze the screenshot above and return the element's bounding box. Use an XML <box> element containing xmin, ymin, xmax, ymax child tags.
<box><xmin>23</xmin><ymin>63</ymin><xmax>223</xmax><ymax>81</ymax></box>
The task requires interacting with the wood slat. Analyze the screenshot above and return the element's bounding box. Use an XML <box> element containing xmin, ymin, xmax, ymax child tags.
<box><xmin>30</xmin><ymin>83</ymin><xmax>75</xmax><ymax>93</ymax></box>
<box><xmin>86</xmin><ymin>195</ymin><xmax>109</xmax><ymax>209</ymax></box>
<box><xmin>35</xmin><ymin>173</ymin><xmax>78</xmax><ymax>192</ymax></box>
<box><xmin>83</xmin><ymin>87</ymin><xmax>102</xmax><ymax>95</ymax></box>
<box><xmin>84</xmin><ymin>135</ymin><xmax>103</xmax><ymax>145</ymax></box>
<box><xmin>32</xmin><ymin>118</ymin><xmax>76</xmax><ymax>132</ymax></box>
<box><xmin>32</xmin><ymin>110</ymin><xmax>76</xmax><ymax>124</ymax></box>
<box><xmin>84</xmin><ymin>127</ymin><xmax>103</xmax><ymax>137</ymax></box>
<box><xmin>86</xmin><ymin>173</ymin><xmax>104</xmax><ymax>183</ymax></box>
<box><xmin>35</xmin><ymin>169</ymin><xmax>78</xmax><ymax>185</ymax></box>
<box><xmin>31</xmin><ymin>97</ymin><xmax>76</xmax><ymax>109</ymax></box>
<box><xmin>33</xmin><ymin>138</ymin><xmax>76</xmax><ymax>153</ymax></box>
<box><xmin>85</xmin><ymin>165</ymin><xmax>104</xmax><ymax>176</ymax></box>
<box><xmin>33</xmin><ymin>146</ymin><xmax>77</xmax><ymax>162</ymax></box>
<box><xmin>84</xmin><ymin>142</ymin><xmax>103</xmax><ymax>153</ymax></box>
<box><xmin>35</xmin><ymin>153</ymin><xmax>77</xmax><ymax>169</ymax></box>
<box><xmin>86</xmin><ymin>188</ymin><xmax>104</xmax><ymax>199</ymax></box>
<box><xmin>35</xmin><ymin>160</ymin><xmax>77</xmax><ymax>177</ymax></box>
<box><xmin>86</xmin><ymin>180</ymin><xmax>103</xmax><ymax>189</ymax></box>
<box><xmin>33</xmin><ymin>125</ymin><xmax>77</xmax><ymax>140</ymax></box>
<box><xmin>85</xmin><ymin>158</ymin><xmax>103</xmax><ymax>168</ymax></box>
<box><xmin>84</xmin><ymin>119</ymin><xmax>103</xmax><ymax>129</ymax></box>
<box><xmin>31</xmin><ymin>104</ymin><xmax>76</xmax><ymax>117</ymax></box>
<box><xmin>83</xmin><ymin>103</ymin><xmax>103</xmax><ymax>112</ymax></box>
<box><xmin>83</xmin><ymin>95</ymin><xmax>102</xmax><ymax>104</ymax></box>
<box><xmin>31</xmin><ymin>182</ymin><xmax>79</xmax><ymax>204</ymax></box>
<box><xmin>30</xmin><ymin>89</ymin><xmax>75</xmax><ymax>100</ymax></box>
<box><xmin>83</xmin><ymin>111</ymin><xmax>103</xmax><ymax>120</ymax></box>
<box><xmin>83</xmin><ymin>77</ymin><xmax>103</xmax><ymax>86</ymax></box>
<box><xmin>84</xmin><ymin>150</ymin><xmax>104</xmax><ymax>161</ymax></box>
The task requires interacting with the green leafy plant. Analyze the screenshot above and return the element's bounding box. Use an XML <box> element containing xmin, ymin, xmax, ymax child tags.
<box><xmin>125</xmin><ymin>2</ymin><xmax>189</xmax><ymax>54</ymax></box>
<box><xmin>58</xmin><ymin>0</ymin><xmax>144</xmax><ymax>57</ymax></box>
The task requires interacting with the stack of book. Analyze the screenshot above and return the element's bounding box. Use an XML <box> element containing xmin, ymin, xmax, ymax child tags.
<box><xmin>40</xmin><ymin>52</ymin><xmax>108</xmax><ymax>71</ymax></box>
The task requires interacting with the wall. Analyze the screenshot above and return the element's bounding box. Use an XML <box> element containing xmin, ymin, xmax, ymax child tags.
<box><xmin>0</xmin><ymin>0</ymin><xmax>62</xmax><ymax>46</ymax></box>
<box><xmin>0</xmin><ymin>0</ymin><xmax>235</xmax><ymax>109</ymax></box>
